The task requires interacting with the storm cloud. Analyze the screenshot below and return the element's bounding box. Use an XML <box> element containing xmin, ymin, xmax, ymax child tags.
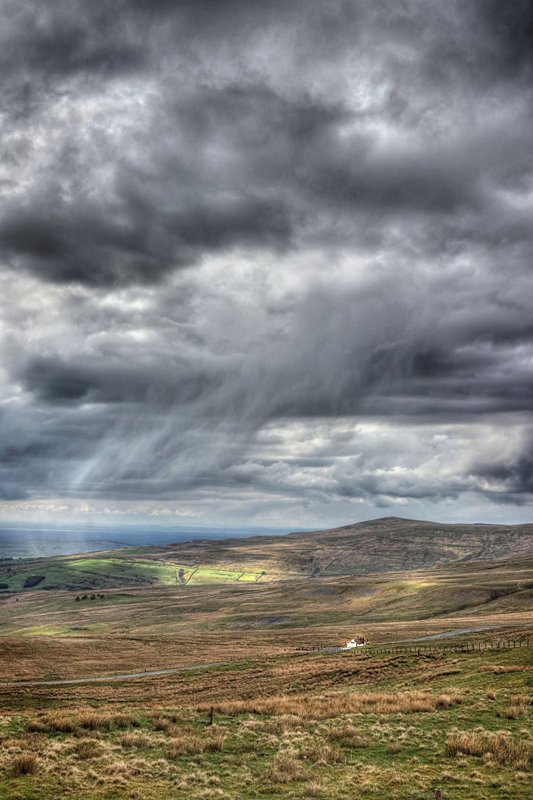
<box><xmin>1</xmin><ymin>0</ymin><xmax>533</xmax><ymax>526</ymax></box>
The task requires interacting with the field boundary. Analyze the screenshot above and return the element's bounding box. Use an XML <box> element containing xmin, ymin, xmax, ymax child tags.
<box><xmin>312</xmin><ymin>636</ymin><xmax>532</xmax><ymax>657</ymax></box>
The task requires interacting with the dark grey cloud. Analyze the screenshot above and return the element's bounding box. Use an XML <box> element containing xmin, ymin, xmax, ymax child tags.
<box><xmin>2</xmin><ymin>1</ymin><xmax>532</xmax><ymax>288</ymax></box>
<box><xmin>17</xmin><ymin>352</ymin><xmax>219</xmax><ymax>405</ymax></box>
<box><xmin>478</xmin><ymin>0</ymin><xmax>533</xmax><ymax>78</ymax></box>
<box><xmin>473</xmin><ymin>437</ymin><xmax>533</xmax><ymax>501</ymax></box>
<box><xmin>0</xmin><ymin>175</ymin><xmax>292</xmax><ymax>286</ymax></box>
<box><xmin>1</xmin><ymin>0</ymin><xmax>533</xmax><ymax>520</ymax></box>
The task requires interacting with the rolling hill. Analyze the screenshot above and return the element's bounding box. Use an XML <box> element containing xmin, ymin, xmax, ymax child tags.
<box><xmin>158</xmin><ymin>516</ymin><xmax>533</xmax><ymax>578</ymax></box>
<box><xmin>1</xmin><ymin>516</ymin><xmax>532</xmax><ymax>593</ymax></box>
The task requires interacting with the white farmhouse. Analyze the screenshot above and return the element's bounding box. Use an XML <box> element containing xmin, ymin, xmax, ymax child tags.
<box><xmin>344</xmin><ymin>636</ymin><xmax>366</xmax><ymax>649</ymax></box>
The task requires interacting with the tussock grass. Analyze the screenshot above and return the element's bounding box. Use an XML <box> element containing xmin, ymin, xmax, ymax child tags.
<box><xmin>499</xmin><ymin>704</ymin><xmax>526</xmax><ymax>719</ymax></box>
<box><xmin>151</xmin><ymin>716</ymin><xmax>173</xmax><ymax>733</ymax></box>
<box><xmin>446</xmin><ymin>730</ymin><xmax>532</xmax><ymax>769</ymax></box>
<box><xmin>203</xmin><ymin>690</ymin><xmax>462</xmax><ymax>718</ymax></box>
<box><xmin>72</xmin><ymin>739</ymin><xmax>105</xmax><ymax>759</ymax></box>
<box><xmin>298</xmin><ymin>741</ymin><xmax>343</xmax><ymax>765</ymax></box>
<box><xmin>27</xmin><ymin>710</ymin><xmax>138</xmax><ymax>734</ymax></box>
<box><xmin>266</xmin><ymin>752</ymin><xmax>307</xmax><ymax>783</ymax></box>
<box><xmin>484</xmin><ymin>665</ymin><xmax>533</xmax><ymax>674</ymax></box>
<box><xmin>328</xmin><ymin>723</ymin><xmax>370</xmax><ymax>748</ymax></box>
<box><xmin>119</xmin><ymin>732</ymin><xmax>153</xmax><ymax>749</ymax></box>
<box><xmin>167</xmin><ymin>732</ymin><xmax>225</xmax><ymax>758</ymax></box>
<box><xmin>498</xmin><ymin>693</ymin><xmax>530</xmax><ymax>719</ymax></box>
<box><xmin>305</xmin><ymin>779</ymin><xmax>324</xmax><ymax>797</ymax></box>
<box><xmin>386</xmin><ymin>742</ymin><xmax>403</xmax><ymax>754</ymax></box>
<box><xmin>9</xmin><ymin>753</ymin><xmax>38</xmax><ymax>776</ymax></box>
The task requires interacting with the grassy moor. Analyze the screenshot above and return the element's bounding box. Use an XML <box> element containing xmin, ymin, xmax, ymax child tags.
<box><xmin>0</xmin><ymin>518</ymin><xmax>532</xmax><ymax>799</ymax></box>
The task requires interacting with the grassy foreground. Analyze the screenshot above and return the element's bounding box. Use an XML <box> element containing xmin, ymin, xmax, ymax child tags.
<box><xmin>0</xmin><ymin>645</ymin><xmax>531</xmax><ymax>799</ymax></box>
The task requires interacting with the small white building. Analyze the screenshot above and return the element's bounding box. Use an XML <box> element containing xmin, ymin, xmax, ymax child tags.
<box><xmin>344</xmin><ymin>637</ymin><xmax>366</xmax><ymax>649</ymax></box>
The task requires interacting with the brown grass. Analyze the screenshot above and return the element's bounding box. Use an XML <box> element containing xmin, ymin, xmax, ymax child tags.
<box><xmin>27</xmin><ymin>710</ymin><xmax>138</xmax><ymax>734</ymax></box>
<box><xmin>483</xmin><ymin>665</ymin><xmax>532</xmax><ymax>674</ymax></box>
<box><xmin>298</xmin><ymin>742</ymin><xmax>343</xmax><ymax>765</ymax></box>
<box><xmin>202</xmin><ymin>690</ymin><xmax>462</xmax><ymax>719</ymax></box>
<box><xmin>305</xmin><ymin>779</ymin><xmax>324</xmax><ymax>797</ymax></box>
<box><xmin>72</xmin><ymin>739</ymin><xmax>105</xmax><ymax>759</ymax></box>
<box><xmin>151</xmin><ymin>716</ymin><xmax>173</xmax><ymax>733</ymax></box>
<box><xmin>446</xmin><ymin>730</ymin><xmax>532</xmax><ymax>769</ymax></box>
<box><xmin>167</xmin><ymin>732</ymin><xmax>225</xmax><ymax>758</ymax></box>
<box><xmin>328</xmin><ymin>724</ymin><xmax>370</xmax><ymax>748</ymax></box>
<box><xmin>266</xmin><ymin>752</ymin><xmax>307</xmax><ymax>783</ymax></box>
<box><xmin>10</xmin><ymin>753</ymin><xmax>38</xmax><ymax>776</ymax></box>
<box><xmin>499</xmin><ymin>704</ymin><xmax>526</xmax><ymax>719</ymax></box>
<box><xmin>119</xmin><ymin>732</ymin><xmax>153</xmax><ymax>748</ymax></box>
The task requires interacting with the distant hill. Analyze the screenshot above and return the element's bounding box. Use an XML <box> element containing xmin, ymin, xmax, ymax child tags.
<box><xmin>1</xmin><ymin>516</ymin><xmax>532</xmax><ymax>592</ymax></box>
<box><xmin>155</xmin><ymin>516</ymin><xmax>533</xmax><ymax>577</ymax></box>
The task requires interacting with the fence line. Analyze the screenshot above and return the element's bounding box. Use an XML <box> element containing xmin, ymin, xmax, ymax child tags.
<box><xmin>306</xmin><ymin>636</ymin><xmax>531</xmax><ymax>657</ymax></box>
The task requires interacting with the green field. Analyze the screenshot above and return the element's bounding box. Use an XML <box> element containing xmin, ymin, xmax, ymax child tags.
<box><xmin>0</xmin><ymin>555</ymin><xmax>269</xmax><ymax>594</ymax></box>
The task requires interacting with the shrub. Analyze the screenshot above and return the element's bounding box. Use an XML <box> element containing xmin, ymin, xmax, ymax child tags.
<box><xmin>10</xmin><ymin>753</ymin><xmax>38</xmax><ymax>776</ymax></box>
<box><xmin>23</xmin><ymin>575</ymin><xmax>45</xmax><ymax>588</ymax></box>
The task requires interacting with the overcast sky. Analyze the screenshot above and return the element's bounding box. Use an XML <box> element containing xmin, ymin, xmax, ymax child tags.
<box><xmin>1</xmin><ymin>0</ymin><xmax>533</xmax><ymax>529</ymax></box>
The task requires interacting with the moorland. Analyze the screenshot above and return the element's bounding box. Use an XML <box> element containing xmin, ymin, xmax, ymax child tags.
<box><xmin>0</xmin><ymin>516</ymin><xmax>532</xmax><ymax>799</ymax></box>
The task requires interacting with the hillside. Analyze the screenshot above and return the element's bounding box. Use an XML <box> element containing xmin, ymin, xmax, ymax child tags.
<box><xmin>1</xmin><ymin>516</ymin><xmax>532</xmax><ymax>593</ymax></box>
<box><xmin>159</xmin><ymin>516</ymin><xmax>533</xmax><ymax>578</ymax></box>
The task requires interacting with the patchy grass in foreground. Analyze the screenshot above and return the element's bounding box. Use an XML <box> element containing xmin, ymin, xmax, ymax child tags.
<box><xmin>0</xmin><ymin>646</ymin><xmax>531</xmax><ymax>799</ymax></box>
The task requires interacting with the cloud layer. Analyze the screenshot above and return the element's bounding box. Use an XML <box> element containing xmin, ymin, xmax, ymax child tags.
<box><xmin>1</xmin><ymin>0</ymin><xmax>533</xmax><ymax>524</ymax></box>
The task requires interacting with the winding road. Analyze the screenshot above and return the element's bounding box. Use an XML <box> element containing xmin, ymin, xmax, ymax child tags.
<box><xmin>0</xmin><ymin>661</ymin><xmax>230</xmax><ymax>688</ymax></box>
